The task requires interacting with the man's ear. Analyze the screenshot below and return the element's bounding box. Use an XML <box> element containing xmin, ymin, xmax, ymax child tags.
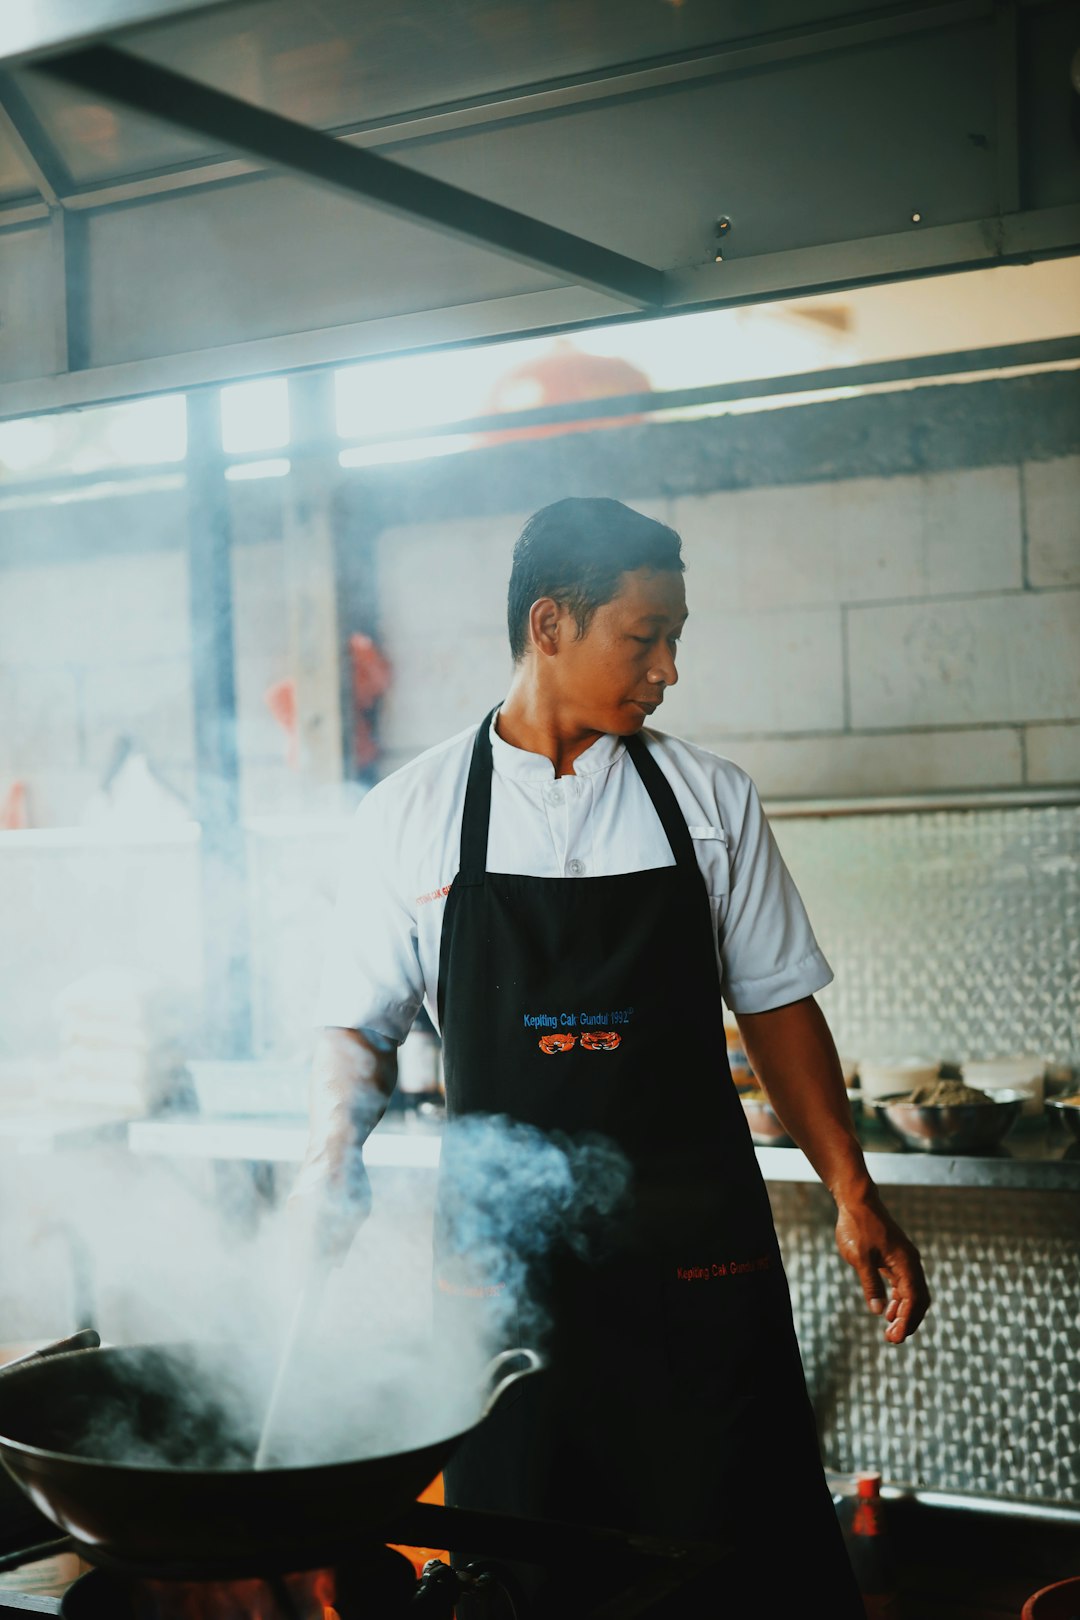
<box><xmin>529</xmin><ymin>597</ymin><xmax>563</xmax><ymax>657</ymax></box>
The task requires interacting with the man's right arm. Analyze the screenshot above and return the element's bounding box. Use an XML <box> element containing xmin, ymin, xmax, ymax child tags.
<box><xmin>287</xmin><ymin>1026</ymin><xmax>399</xmax><ymax>1265</ymax></box>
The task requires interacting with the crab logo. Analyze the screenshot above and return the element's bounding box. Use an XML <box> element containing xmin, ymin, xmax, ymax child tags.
<box><xmin>538</xmin><ymin>1032</ymin><xmax>577</xmax><ymax>1055</ymax></box>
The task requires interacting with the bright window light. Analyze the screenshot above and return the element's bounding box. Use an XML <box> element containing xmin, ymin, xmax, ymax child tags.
<box><xmin>0</xmin><ymin>416</ymin><xmax>58</xmax><ymax>473</ymax></box>
<box><xmin>335</xmin><ymin>344</ymin><xmax>545</xmax><ymax>440</ymax></box>
<box><xmin>224</xmin><ymin>457</ymin><xmax>291</xmax><ymax>481</ymax></box>
<box><xmin>220</xmin><ymin>377</ymin><xmax>290</xmax><ymax>454</ymax></box>
<box><xmin>339</xmin><ymin>436</ymin><xmax>473</xmax><ymax>469</ymax></box>
<box><xmin>332</xmin><ymin>307</ymin><xmax>848</xmax><ymax>447</ymax></box>
<box><xmin>103</xmin><ymin>394</ymin><xmax>187</xmax><ymax>463</ymax></box>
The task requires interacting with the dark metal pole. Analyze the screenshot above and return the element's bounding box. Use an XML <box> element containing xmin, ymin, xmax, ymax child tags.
<box><xmin>185</xmin><ymin>387</ymin><xmax>251</xmax><ymax>1057</ymax></box>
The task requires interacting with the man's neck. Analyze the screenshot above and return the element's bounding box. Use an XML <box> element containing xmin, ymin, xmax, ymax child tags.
<box><xmin>496</xmin><ymin>678</ymin><xmax>604</xmax><ymax>778</ymax></box>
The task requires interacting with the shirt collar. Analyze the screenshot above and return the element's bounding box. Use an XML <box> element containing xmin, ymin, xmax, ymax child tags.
<box><xmin>489</xmin><ymin>708</ymin><xmax>626</xmax><ymax>782</ymax></box>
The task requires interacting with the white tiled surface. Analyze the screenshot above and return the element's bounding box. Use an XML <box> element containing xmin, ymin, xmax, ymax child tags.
<box><xmin>80</xmin><ymin>659</ymin><xmax>196</xmax><ymax>770</ymax></box>
<box><xmin>369</xmin><ymin>473</ymin><xmax>1077</xmax><ymax>788</ymax></box>
<box><xmin>0</xmin><ymin>552</ymin><xmax>190</xmax><ymax>665</ymax></box>
<box><xmin>2</xmin><ymin>460</ymin><xmax>1078</xmax><ymax>822</ymax></box>
<box><xmin>662</xmin><ymin>607</ymin><xmax>845</xmax><ymax>735</ymax></box>
<box><xmin>1024</xmin><ymin>455</ymin><xmax>1080</xmax><ymax>588</ymax></box>
<box><xmin>847</xmin><ymin>589</ymin><xmax>1080</xmax><ymax>728</ymax></box>
<box><xmin>702</xmin><ymin>727</ymin><xmax>1025</xmax><ymax>798</ymax></box>
<box><xmin>377</xmin><ymin>514</ymin><xmax>525</xmax><ymax>640</ymax></box>
<box><xmin>1026</xmin><ymin>721</ymin><xmax>1080</xmax><ymax>785</ymax></box>
<box><xmin>2</xmin><ymin>666</ymin><xmax>82</xmax><ymax>768</ymax></box>
<box><xmin>380</xmin><ymin>630</ymin><xmax>514</xmax><ymax>752</ymax></box>
<box><xmin>670</xmin><ymin>466</ymin><xmax>1022</xmax><ymax>611</ymax></box>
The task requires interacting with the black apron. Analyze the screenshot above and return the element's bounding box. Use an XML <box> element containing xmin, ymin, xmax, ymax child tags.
<box><xmin>433</xmin><ymin>711</ymin><xmax>862</xmax><ymax>1616</ymax></box>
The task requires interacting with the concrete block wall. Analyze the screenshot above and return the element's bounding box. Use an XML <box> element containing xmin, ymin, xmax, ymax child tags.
<box><xmin>0</xmin><ymin>537</ymin><xmax>195</xmax><ymax>827</ymax></box>
<box><xmin>372</xmin><ymin>455</ymin><xmax>1080</xmax><ymax>797</ymax></box>
<box><xmin>0</xmin><ymin>492</ymin><xmax>298</xmax><ymax>1054</ymax></box>
<box><xmin>0</xmin><ymin>489</ymin><xmax>310</xmax><ymax>827</ymax></box>
<box><xmin>0</xmin><ymin>371</ymin><xmax>1077</xmax><ymax>1063</ymax></box>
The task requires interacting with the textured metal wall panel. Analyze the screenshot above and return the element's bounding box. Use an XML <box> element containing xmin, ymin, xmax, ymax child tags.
<box><xmin>771</xmin><ymin>1181</ymin><xmax>1080</xmax><ymax>1505</ymax></box>
<box><xmin>773</xmin><ymin>804</ymin><xmax>1080</xmax><ymax>1068</ymax></box>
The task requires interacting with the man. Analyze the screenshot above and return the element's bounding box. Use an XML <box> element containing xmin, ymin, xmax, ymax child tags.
<box><xmin>298</xmin><ymin>497</ymin><xmax>929</xmax><ymax>1615</ymax></box>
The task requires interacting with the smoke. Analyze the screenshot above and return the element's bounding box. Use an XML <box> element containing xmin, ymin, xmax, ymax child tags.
<box><xmin>434</xmin><ymin>1113</ymin><xmax>631</xmax><ymax>1346</ymax></box>
<box><xmin>0</xmin><ymin>1111</ymin><xmax>630</xmax><ymax>1479</ymax></box>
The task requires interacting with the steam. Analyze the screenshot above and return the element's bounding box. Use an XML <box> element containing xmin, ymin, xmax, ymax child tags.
<box><xmin>435</xmin><ymin>1114</ymin><xmax>631</xmax><ymax>1346</ymax></box>
<box><xmin>0</xmin><ymin>1112</ymin><xmax>630</xmax><ymax>1475</ymax></box>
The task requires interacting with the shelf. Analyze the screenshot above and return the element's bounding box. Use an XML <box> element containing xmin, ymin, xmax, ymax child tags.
<box><xmin>126</xmin><ymin>1113</ymin><xmax>442</xmax><ymax>1169</ymax></box>
<box><xmin>757</xmin><ymin>1136</ymin><xmax>1080</xmax><ymax>1191</ymax></box>
<box><xmin>123</xmin><ymin>1113</ymin><xmax>1080</xmax><ymax>1189</ymax></box>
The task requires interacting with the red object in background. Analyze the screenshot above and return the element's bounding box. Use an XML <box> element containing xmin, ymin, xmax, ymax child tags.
<box><xmin>0</xmin><ymin>780</ymin><xmax>28</xmax><ymax>829</ymax></box>
<box><xmin>349</xmin><ymin>633</ymin><xmax>392</xmax><ymax>770</ymax></box>
<box><xmin>263</xmin><ymin>636</ymin><xmax>390</xmax><ymax>772</ymax></box>
<box><xmin>264</xmin><ymin>677</ymin><xmax>299</xmax><ymax>769</ymax></box>
<box><xmin>481</xmin><ymin>338</ymin><xmax>653</xmax><ymax>445</ymax></box>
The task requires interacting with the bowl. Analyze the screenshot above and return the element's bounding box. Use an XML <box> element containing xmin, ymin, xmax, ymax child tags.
<box><xmin>741</xmin><ymin>1092</ymin><xmax>795</xmax><ymax>1147</ymax></box>
<box><xmin>872</xmin><ymin>1089</ymin><xmax>1025</xmax><ymax>1155</ymax></box>
<box><xmin>1046</xmin><ymin>1092</ymin><xmax>1080</xmax><ymax>1142</ymax></box>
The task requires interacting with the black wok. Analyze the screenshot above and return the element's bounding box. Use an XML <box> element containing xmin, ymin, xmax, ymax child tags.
<box><xmin>0</xmin><ymin>1339</ymin><xmax>541</xmax><ymax>1578</ymax></box>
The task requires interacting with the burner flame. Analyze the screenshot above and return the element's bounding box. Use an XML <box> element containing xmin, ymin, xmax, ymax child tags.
<box><xmin>137</xmin><ymin>1570</ymin><xmax>336</xmax><ymax>1620</ymax></box>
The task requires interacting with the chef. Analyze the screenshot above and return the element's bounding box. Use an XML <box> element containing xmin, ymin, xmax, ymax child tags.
<box><xmin>296</xmin><ymin>496</ymin><xmax>929</xmax><ymax>1616</ymax></box>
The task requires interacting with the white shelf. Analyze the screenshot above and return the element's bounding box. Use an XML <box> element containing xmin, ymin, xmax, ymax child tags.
<box><xmin>126</xmin><ymin>1114</ymin><xmax>442</xmax><ymax>1169</ymax></box>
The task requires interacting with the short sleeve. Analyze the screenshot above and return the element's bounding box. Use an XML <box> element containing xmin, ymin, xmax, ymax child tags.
<box><xmin>313</xmin><ymin>789</ymin><xmax>425</xmax><ymax>1043</ymax></box>
<box><xmin>718</xmin><ymin>772</ymin><xmax>833</xmax><ymax>1015</ymax></box>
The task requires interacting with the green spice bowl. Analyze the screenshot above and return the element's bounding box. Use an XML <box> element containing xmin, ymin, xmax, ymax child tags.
<box><xmin>872</xmin><ymin>1089</ymin><xmax>1025</xmax><ymax>1154</ymax></box>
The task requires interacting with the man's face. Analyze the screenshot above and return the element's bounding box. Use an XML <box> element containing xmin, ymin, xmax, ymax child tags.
<box><xmin>549</xmin><ymin>566</ymin><xmax>687</xmax><ymax>734</ymax></box>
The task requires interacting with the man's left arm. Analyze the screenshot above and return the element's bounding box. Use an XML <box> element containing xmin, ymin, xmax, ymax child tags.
<box><xmin>737</xmin><ymin>995</ymin><xmax>930</xmax><ymax>1345</ymax></box>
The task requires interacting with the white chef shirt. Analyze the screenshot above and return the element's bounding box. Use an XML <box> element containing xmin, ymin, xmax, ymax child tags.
<box><xmin>315</xmin><ymin>714</ymin><xmax>832</xmax><ymax>1042</ymax></box>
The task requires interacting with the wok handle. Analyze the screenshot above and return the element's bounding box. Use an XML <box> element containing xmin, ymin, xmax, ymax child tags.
<box><xmin>479</xmin><ymin>1347</ymin><xmax>544</xmax><ymax>1419</ymax></box>
<box><xmin>1</xmin><ymin>1329</ymin><xmax>100</xmax><ymax>1371</ymax></box>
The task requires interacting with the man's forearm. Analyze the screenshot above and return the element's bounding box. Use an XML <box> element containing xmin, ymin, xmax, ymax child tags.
<box><xmin>736</xmin><ymin>996</ymin><xmax>872</xmax><ymax>1206</ymax></box>
<box><xmin>288</xmin><ymin>1027</ymin><xmax>398</xmax><ymax>1257</ymax></box>
<box><xmin>302</xmin><ymin>1026</ymin><xmax>397</xmax><ymax>1184</ymax></box>
<box><xmin>736</xmin><ymin>996</ymin><xmax>931</xmax><ymax>1341</ymax></box>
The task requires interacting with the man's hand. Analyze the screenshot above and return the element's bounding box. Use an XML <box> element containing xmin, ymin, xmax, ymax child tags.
<box><xmin>736</xmin><ymin>996</ymin><xmax>931</xmax><ymax>1343</ymax></box>
<box><xmin>834</xmin><ymin>1188</ymin><xmax>930</xmax><ymax>1344</ymax></box>
<box><xmin>285</xmin><ymin>1026</ymin><xmax>396</xmax><ymax>1275</ymax></box>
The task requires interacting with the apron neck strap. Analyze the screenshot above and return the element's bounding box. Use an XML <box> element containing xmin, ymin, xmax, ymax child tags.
<box><xmin>624</xmin><ymin>730</ymin><xmax>699</xmax><ymax>873</ymax></box>
<box><xmin>457</xmin><ymin>707</ymin><xmax>499</xmax><ymax>885</ymax></box>
<box><xmin>458</xmin><ymin>709</ymin><xmax>699</xmax><ymax>882</ymax></box>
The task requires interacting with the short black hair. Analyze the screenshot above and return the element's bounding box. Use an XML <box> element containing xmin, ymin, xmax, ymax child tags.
<box><xmin>507</xmin><ymin>497</ymin><xmax>684</xmax><ymax>662</ymax></box>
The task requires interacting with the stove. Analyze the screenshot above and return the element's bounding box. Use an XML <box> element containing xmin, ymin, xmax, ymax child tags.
<box><xmin>0</xmin><ymin>1502</ymin><xmax>731</xmax><ymax>1620</ymax></box>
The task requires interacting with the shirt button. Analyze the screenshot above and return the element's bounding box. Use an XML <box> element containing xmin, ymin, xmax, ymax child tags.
<box><xmin>567</xmin><ymin>858</ymin><xmax>586</xmax><ymax>876</ymax></box>
<box><xmin>546</xmin><ymin>785</ymin><xmax>563</xmax><ymax>804</ymax></box>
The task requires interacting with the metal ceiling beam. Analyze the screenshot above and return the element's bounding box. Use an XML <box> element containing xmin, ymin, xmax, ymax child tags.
<box><xmin>994</xmin><ymin>0</ymin><xmax>1021</xmax><ymax>216</ymax></box>
<box><xmin>2</xmin><ymin>203</ymin><xmax>1078</xmax><ymax>420</ymax></box>
<box><xmin>0</xmin><ymin>70</ymin><xmax>69</xmax><ymax>204</ymax></box>
<box><xmin>38</xmin><ymin>45</ymin><xmax>665</xmax><ymax>310</ymax></box>
<box><xmin>0</xmin><ymin>0</ymin><xmax>247</xmax><ymax>69</ymax></box>
<box><xmin>1</xmin><ymin>1</ymin><xmax>992</xmax><ymax>219</ymax></box>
